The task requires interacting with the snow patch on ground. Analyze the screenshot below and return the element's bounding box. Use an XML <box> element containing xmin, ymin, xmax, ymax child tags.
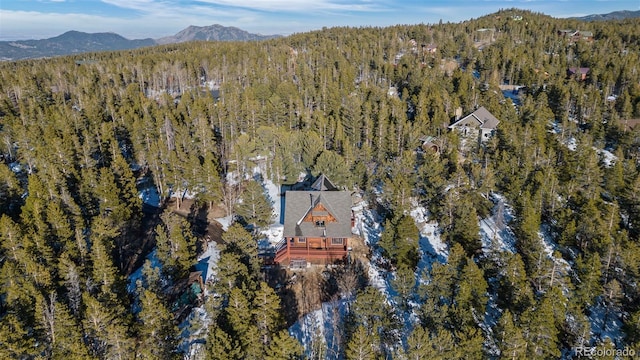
<box><xmin>127</xmin><ymin>248</ymin><xmax>162</xmax><ymax>294</ymax></box>
<box><xmin>289</xmin><ymin>299</ymin><xmax>350</xmax><ymax>359</ymax></box>
<box><xmin>410</xmin><ymin>205</ymin><xmax>447</xmax><ymax>272</ymax></box>
<box><xmin>259</xmin><ymin>178</ymin><xmax>285</xmax><ymax>247</ymax></box>
<box><xmin>479</xmin><ymin>193</ymin><xmax>517</xmax><ymax>254</ymax></box>
<box><xmin>539</xmin><ymin>224</ymin><xmax>562</xmax><ymax>258</ymax></box>
<box><xmin>215</xmin><ymin>215</ymin><xmax>233</xmax><ymax>231</ymax></box>
<box><xmin>138</xmin><ymin>186</ymin><xmax>161</xmax><ymax>207</ymax></box>
<box><xmin>588</xmin><ymin>300</ymin><xmax>625</xmax><ymax>346</ymax></box>
<box><xmin>362</xmin><ymin>217</ymin><xmax>393</xmax><ymax>298</ymax></box>
<box><xmin>194</xmin><ymin>241</ymin><xmax>221</xmax><ymax>284</ymax></box>
<box><xmin>178</xmin><ymin>305</ymin><xmax>211</xmax><ymax>358</ymax></box>
<box><xmin>9</xmin><ymin>162</ymin><xmax>22</xmax><ymax>173</ymax></box>
<box><xmin>354</xmin><ymin>207</ymin><xmax>390</xmax><ymax>294</ymax></box>
<box><xmin>596</xmin><ymin>148</ymin><xmax>617</xmax><ymax>167</ymax></box>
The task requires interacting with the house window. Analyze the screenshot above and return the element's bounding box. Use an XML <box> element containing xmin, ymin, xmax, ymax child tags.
<box><xmin>298</xmin><ymin>237</ymin><xmax>306</xmax><ymax>243</ymax></box>
<box><xmin>315</xmin><ymin>220</ymin><xmax>325</xmax><ymax>227</ymax></box>
<box><xmin>331</xmin><ymin>238</ymin><xmax>344</xmax><ymax>245</ymax></box>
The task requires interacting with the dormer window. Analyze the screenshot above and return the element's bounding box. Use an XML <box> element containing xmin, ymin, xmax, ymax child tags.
<box><xmin>315</xmin><ymin>220</ymin><xmax>325</xmax><ymax>227</ymax></box>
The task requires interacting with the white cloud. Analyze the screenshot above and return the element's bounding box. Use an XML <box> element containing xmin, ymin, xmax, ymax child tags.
<box><xmin>194</xmin><ymin>0</ymin><xmax>385</xmax><ymax>12</ymax></box>
<box><xmin>1</xmin><ymin>0</ymin><xmax>395</xmax><ymax>40</ymax></box>
<box><xmin>100</xmin><ymin>0</ymin><xmax>386</xmax><ymax>14</ymax></box>
<box><xmin>0</xmin><ymin>10</ymin><xmax>188</xmax><ymax>40</ymax></box>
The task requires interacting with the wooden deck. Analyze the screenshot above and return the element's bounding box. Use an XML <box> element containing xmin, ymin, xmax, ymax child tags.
<box><xmin>273</xmin><ymin>243</ymin><xmax>348</xmax><ymax>266</ymax></box>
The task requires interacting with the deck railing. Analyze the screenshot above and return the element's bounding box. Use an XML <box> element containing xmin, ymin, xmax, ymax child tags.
<box><xmin>273</xmin><ymin>245</ymin><xmax>348</xmax><ymax>264</ymax></box>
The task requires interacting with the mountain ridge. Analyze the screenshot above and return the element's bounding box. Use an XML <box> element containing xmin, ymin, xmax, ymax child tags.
<box><xmin>1</xmin><ymin>9</ymin><xmax>637</xmax><ymax>61</ymax></box>
<box><xmin>0</xmin><ymin>31</ymin><xmax>156</xmax><ymax>61</ymax></box>
<box><xmin>572</xmin><ymin>10</ymin><xmax>640</xmax><ymax>21</ymax></box>
<box><xmin>0</xmin><ymin>25</ymin><xmax>281</xmax><ymax>61</ymax></box>
<box><xmin>156</xmin><ymin>24</ymin><xmax>280</xmax><ymax>44</ymax></box>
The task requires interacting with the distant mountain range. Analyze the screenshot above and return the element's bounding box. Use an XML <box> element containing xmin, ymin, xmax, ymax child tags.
<box><xmin>0</xmin><ymin>25</ymin><xmax>281</xmax><ymax>61</ymax></box>
<box><xmin>2</xmin><ymin>9</ymin><xmax>638</xmax><ymax>61</ymax></box>
<box><xmin>0</xmin><ymin>31</ymin><xmax>156</xmax><ymax>61</ymax></box>
<box><xmin>156</xmin><ymin>24</ymin><xmax>279</xmax><ymax>45</ymax></box>
<box><xmin>573</xmin><ymin>10</ymin><xmax>640</xmax><ymax>21</ymax></box>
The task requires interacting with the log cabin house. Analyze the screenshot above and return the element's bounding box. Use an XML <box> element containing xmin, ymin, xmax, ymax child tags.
<box><xmin>274</xmin><ymin>175</ymin><xmax>353</xmax><ymax>267</ymax></box>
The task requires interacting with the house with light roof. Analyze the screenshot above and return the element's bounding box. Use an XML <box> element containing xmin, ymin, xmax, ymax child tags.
<box><xmin>448</xmin><ymin>106</ymin><xmax>500</xmax><ymax>143</ymax></box>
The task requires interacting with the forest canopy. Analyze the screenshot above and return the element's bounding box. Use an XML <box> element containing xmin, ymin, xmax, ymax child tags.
<box><xmin>0</xmin><ymin>8</ymin><xmax>640</xmax><ymax>359</ymax></box>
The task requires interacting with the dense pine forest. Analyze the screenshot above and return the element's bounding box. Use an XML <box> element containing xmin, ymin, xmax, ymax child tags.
<box><xmin>1</xmin><ymin>8</ymin><xmax>640</xmax><ymax>359</ymax></box>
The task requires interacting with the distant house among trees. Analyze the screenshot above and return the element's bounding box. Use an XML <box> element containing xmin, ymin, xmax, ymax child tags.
<box><xmin>448</xmin><ymin>106</ymin><xmax>500</xmax><ymax>143</ymax></box>
<box><xmin>568</xmin><ymin>67</ymin><xmax>590</xmax><ymax>81</ymax></box>
<box><xmin>274</xmin><ymin>175</ymin><xmax>353</xmax><ymax>267</ymax></box>
<box><xmin>558</xmin><ymin>29</ymin><xmax>594</xmax><ymax>43</ymax></box>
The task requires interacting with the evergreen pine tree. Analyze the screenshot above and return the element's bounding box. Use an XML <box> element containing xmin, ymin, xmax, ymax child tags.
<box><xmin>496</xmin><ymin>310</ymin><xmax>527</xmax><ymax>360</ymax></box>
<box><xmin>265</xmin><ymin>329</ymin><xmax>304</xmax><ymax>360</ymax></box>
<box><xmin>223</xmin><ymin>222</ymin><xmax>260</xmax><ymax>274</ymax></box>
<box><xmin>0</xmin><ymin>313</ymin><xmax>37</xmax><ymax>359</ymax></box>
<box><xmin>345</xmin><ymin>325</ymin><xmax>377</xmax><ymax>360</ymax></box>
<box><xmin>447</xmin><ymin>198</ymin><xmax>481</xmax><ymax>257</ymax></box>
<box><xmin>523</xmin><ymin>295</ymin><xmax>560</xmax><ymax>359</ymax></box>
<box><xmin>498</xmin><ymin>253</ymin><xmax>534</xmax><ymax>315</ymax></box>
<box><xmin>235</xmin><ymin>179</ymin><xmax>273</xmax><ymax>232</ymax></box>
<box><xmin>136</xmin><ymin>288</ymin><xmax>178</xmax><ymax>359</ymax></box>
<box><xmin>37</xmin><ymin>293</ymin><xmax>92</xmax><ymax>360</ymax></box>
<box><xmin>404</xmin><ymin>325</ymin><xmax>431</xmax><ymax>360</ymax></box>
<box><xmin>225</xmin><ymin>287</ymin><xmax>252</xmax><ymax>338</ymax></box>
<box><xmin>206</xmin><ymin>326</ymin><xmax>242</xmax><ymax>360</ymax></box>
<box><xmin>252</xmin><ymin>281</ymin><xmax>283</xmax><ymax>346</ymax></box>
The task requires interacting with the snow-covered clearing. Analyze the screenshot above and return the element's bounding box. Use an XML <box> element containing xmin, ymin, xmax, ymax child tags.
<box><xmin>479</xmin><ymin>193</ymin><xmax>517</xmax><ymax>254</ymax></box>
<box><xmin>410</xmin><ymin>205</ymin><xmax>448</xmax><ymax>267</ymax></box>
<box><xmin>289</xmin><ymin>299</ymin><xmax>350</xmax><ymax>359</ymax></box>
<box><xmin>194</xmin><ymin>241</ymin><xmax>221</xmax><ymax>284</ymax></box>
<box><xmin>138</xmin><ymin>186</ymin><xmax>160</xmax><ymax>207</ymax></box>
<box><xmin>479</xmin><ymin>193</ymin><xmax>519</xmax><ymax>355</ymax></box>
<box><xmin>588</xmin><ymin>300</ymin><xmax>625</xmax><ymax>347</ymax></box>
<box><xmin>177</xmin><ymin>242</ymin><xmax>222</xmax><ymax>358</ymax></box>
<box><xmin>259</xmin><ymin>177</ymin><xmax>284</xmax><ymax>248</ymax></box>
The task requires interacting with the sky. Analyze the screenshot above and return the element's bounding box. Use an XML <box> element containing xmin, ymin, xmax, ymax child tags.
<box><xmin>0</xmin><ymin>0</ymin><xmax>638</xmax><ymax>41</ymax></box>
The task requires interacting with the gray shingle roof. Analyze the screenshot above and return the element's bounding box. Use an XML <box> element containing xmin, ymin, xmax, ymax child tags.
<box><xmin>474</xmin><ymin>107</ymin><xmax>500</xmax><ymax>130</ymax></box>
<box><xmin>449</xmin><ymin>106</ymin><xmax>500</xmax><ymax>130</ymax></box>
<box><xmin>311</xmin><ymin>174</ymin><xmax>338</xmax><ymax>191</ymax></box>
<box><xmin>283</xmin><ymin>191</ymin><xmax>352</xmax><ymax>238</ymax></box>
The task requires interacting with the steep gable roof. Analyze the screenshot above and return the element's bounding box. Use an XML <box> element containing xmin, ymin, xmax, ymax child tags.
<box><xmin>568</xmin><ymin>67</ymin><xmax>590</xmax><ymax>75</ymax></box>
<box><xmin>449</xmin><ymin>106</ymin><xmax>500</xmax><ymax>130</ymax></box>
<box><xmin>311</xmin><ymin>174</ymin><xmax>338</xmax><ymax>191</ymax></box>
<box><xmin>474</xmin><ymin>107</ymin><xmax>500</xmax><ymax>130</ymax></box>
<box><xmin>283</xmin><ymin>191</ymin><xmax>352</xmax><ymax>238</ymax></box>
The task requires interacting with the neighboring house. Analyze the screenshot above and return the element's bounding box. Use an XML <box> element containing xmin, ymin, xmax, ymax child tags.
<box><xmin>274</xmin><ymin>175</ymin><xmax>353</xmax><ymax>267</ymax></box>
<box><xmin>568</xmin><ymin>67</ymin><xmax>590</xmax><ymax>81</ymax></box>
<box><xmin>558</xmin><ymin>29</ymin><xmax>594</xmax><ymax>43</ymax></box>
<box><xmin>448</xmin><ymin>106</ymin><xmax>500</xmax><ymax>142</ymax></box>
